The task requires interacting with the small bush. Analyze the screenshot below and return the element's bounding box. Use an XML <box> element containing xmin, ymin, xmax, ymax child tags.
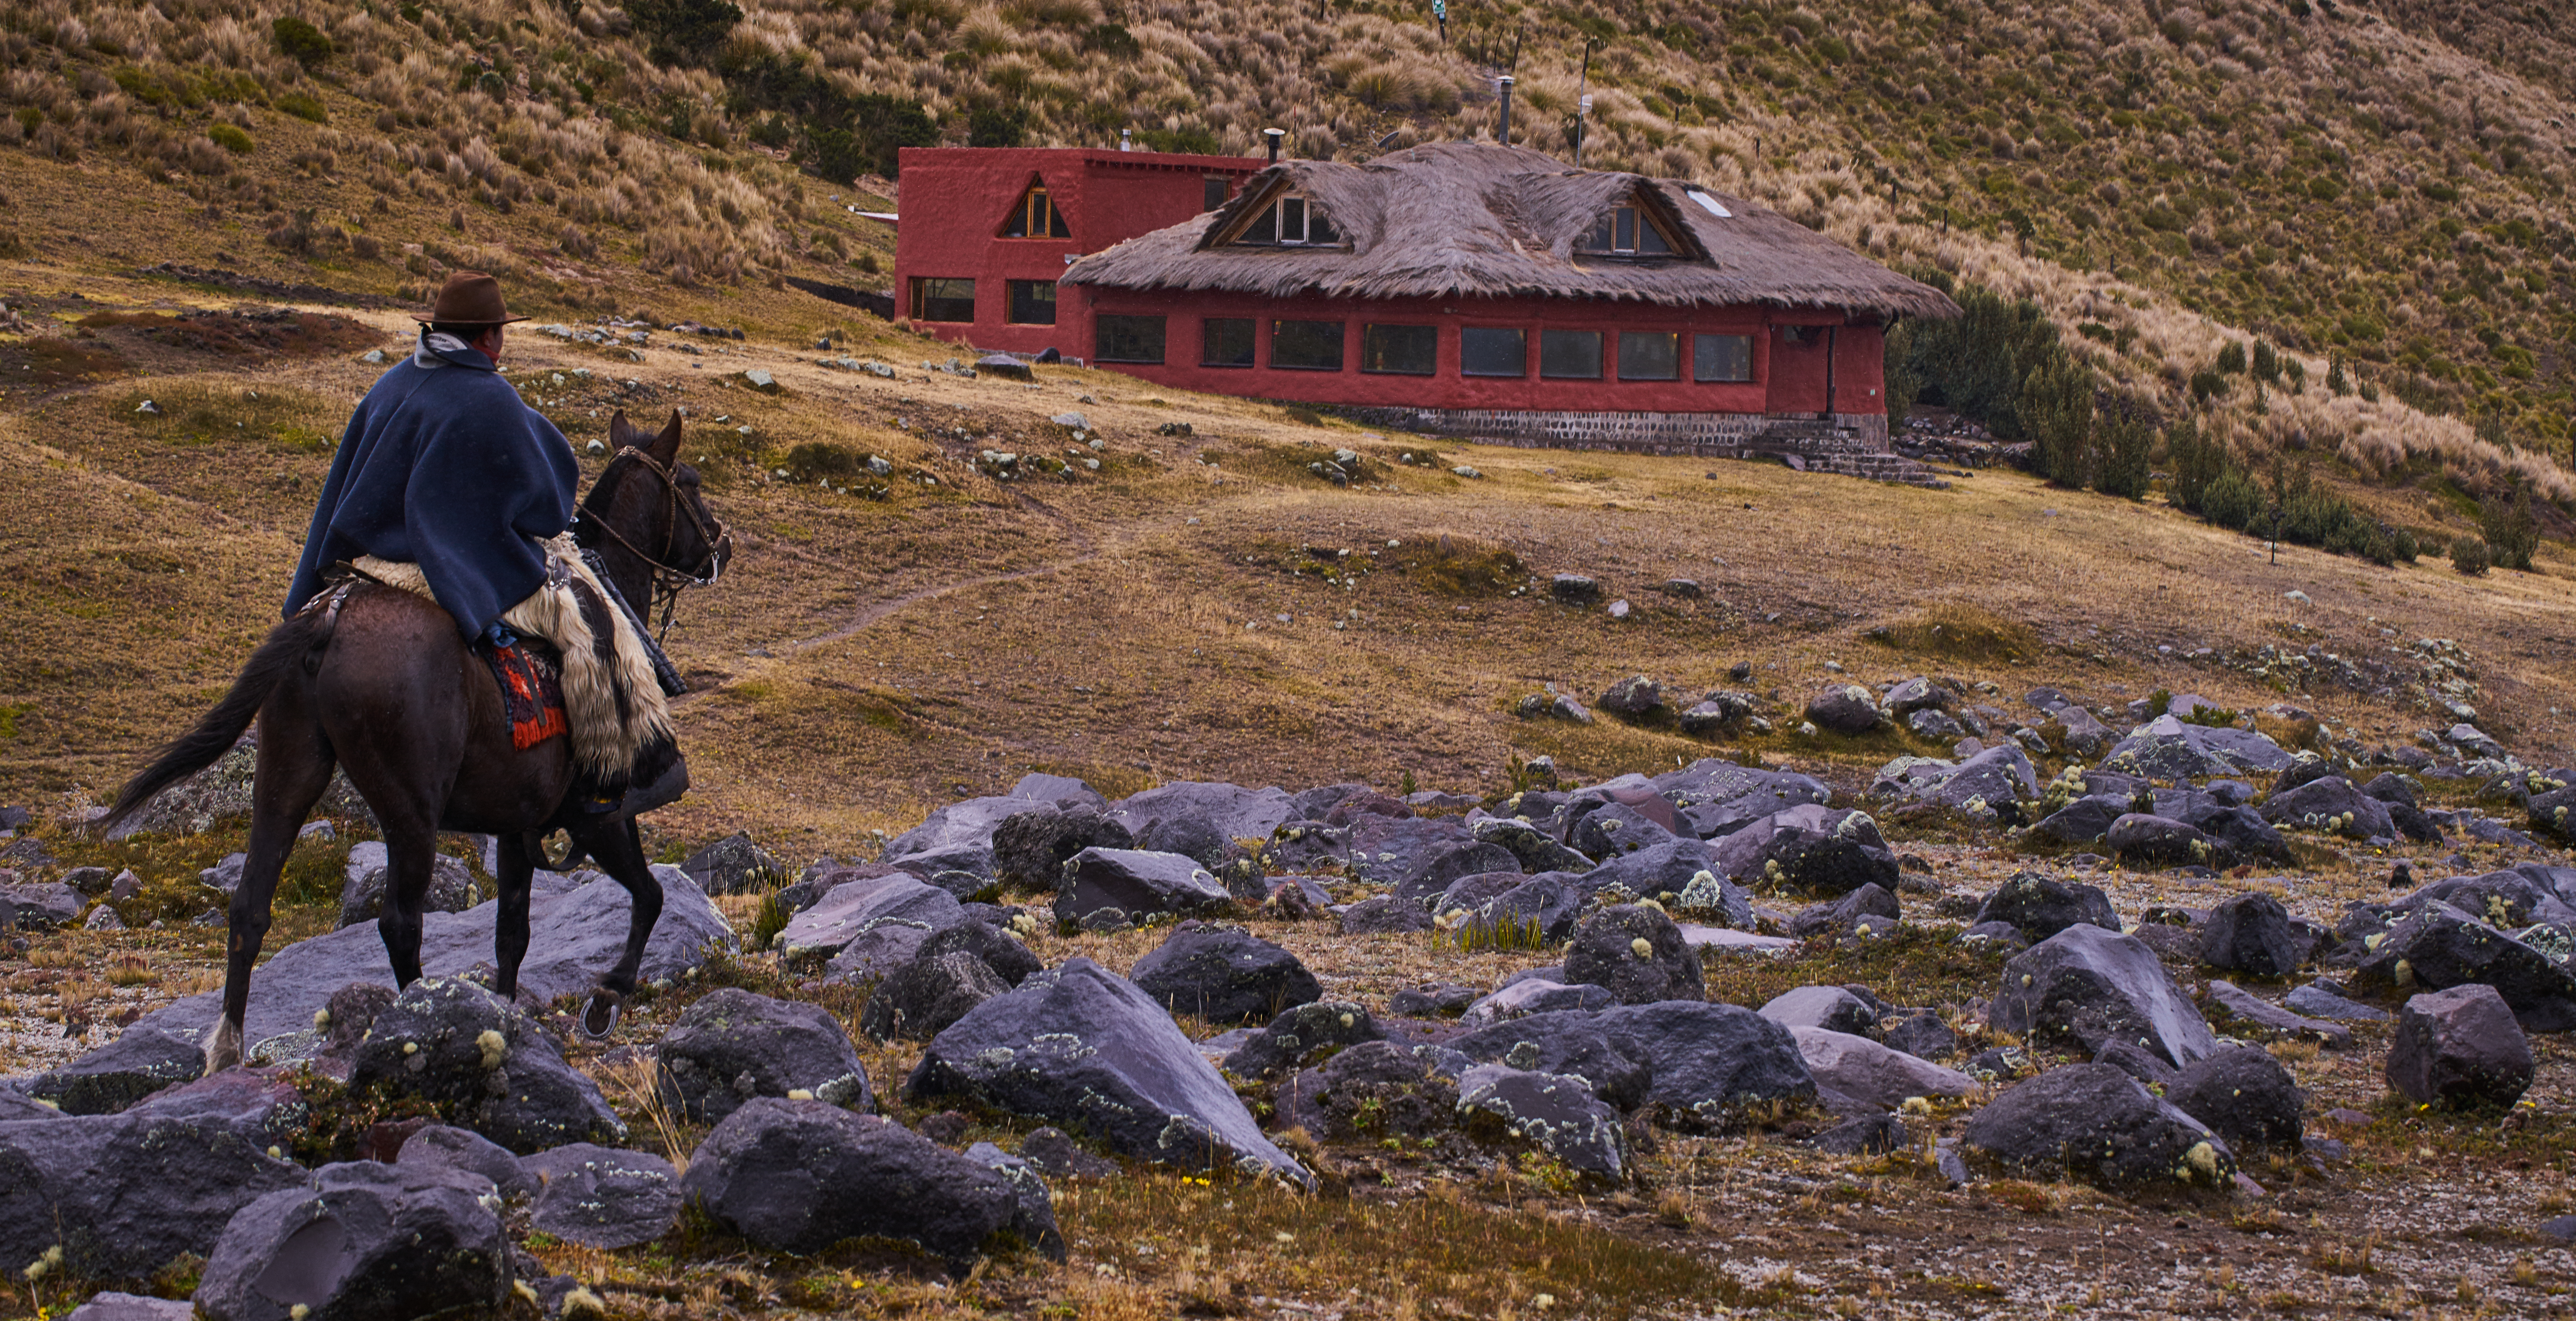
<box><xmin>2189</xmin><ymin>369</ymin><xmax>2225</xmax><ymax>403</ymax></box>
<box><xmin>2451</xmin><ymin>535</ymin><xmax>2491</xmax><ymax>575</ymax></box>
<box><xmin>2215</xmin><ymin>341</ymin><xmax>2247</xmax><ymax>375</ymax></box>
<box><xmin>277</xmin><ymin>91</ymin><xmax>327</xmax><ymax>123</ymax></box>
<box><xmin>271</xmin><ymin>16</ymin><xmax>334</xmax><ymax>67</ymax></box>
<box><xmin>967</xmin><ymin>105</ymin><xmax>1028</xmax><ymax>148</ymax></box>
<box><xmin>208</xmin><ymin>123</ymin><xmax>254</xmax><ymax>155</ymax></box>
<box><xmin>2481</xmin><ymin>485</ymin><xmax>2539</xmax><ymax>570</ymax></box>
<box><xmin>2200</xmin><ymin>468</ymin><xmax>2266</xmax><ymax>530</ymax></box>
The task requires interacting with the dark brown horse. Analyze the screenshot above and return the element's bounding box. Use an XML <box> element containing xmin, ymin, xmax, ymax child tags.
<box><xmin>98</xmin><ymin>410</ymin><xmax>729</xmax><ymax>1072</ymax></box>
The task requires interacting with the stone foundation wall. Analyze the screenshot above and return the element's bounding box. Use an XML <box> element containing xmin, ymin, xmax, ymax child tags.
<box><xmin>1319</xmin><ymin>405</ymin><xmax>1890</xmax><ymax>458</ymax></box>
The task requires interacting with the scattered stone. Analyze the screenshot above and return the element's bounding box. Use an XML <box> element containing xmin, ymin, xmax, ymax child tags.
<box><xmin>1277</xmin><ymin>1040</ymin><xmax>1462</xmax><ymax>1141</ymax></box>
<box><xmin>1974</xmin><ymin>871</ymin><xmax>2120</xmax><ymax>943</ymax></box>
<box><xmin>1709</xmin><ymin>804</ymin><xmax>1900</xmax><ymax>896</ymax></box>
<box><xmin>863</xmin><ymin>950</ymin><xmax>1010</xmax><ymax>1042</ymax></box>
<box><xmin>1805</xmin><ymin>684</ymin><xmax>1882</xmax><ymax>736</ymax></box>
<box><xmin>1222</xmin><ymin>1000</ymin><xmax>1384</xmax><ymax>1078</ymax></box>
<box><xmin>193</xmin><ymin>1162</ymin><xmax>510</xmax><ymax>1321</ymax></box>
<box><xmin>1789</xmin><ymin>882</ymin><xmax>1899</xmax><ymax>938</ymax></box>
<box><xmin>1052</xmin><ymin>848</ymin><xmax>1234</xmax><ymax>932</ymax></box>
<box><xmin>27</xmin><ymin>1027</ymin><xmax>203</xmax><ymax>1115</ymax></box>
<box><xmin>1128</xmin><ymin>921</ymin><xmax>1323</xmax><ymax>1025</ymax></box>
<box><xmin>2283</xmin><ymin>982</ymin><xmax>2390</xmax><ymax>1022</ymax></box>
<box><xmin>1338</xmin><ymin>895</ymin><xmax>1433</xmax><ymax>934</ymax></box>
<box><xmin>1880</xmin><ymin>1012</ymin><xmax>1960</xmax><ymax>1061</ymax></box>
<box><xmin>906</xmin><ymin>958</ymin><xmax>1309</xmax><ymax>1184</ymax></box>
<box><xmin>393</xmin><ymin>1124</ymin><xmax>534</xmax><ymax>1198</ymax></box>
<box><xmin>1597</xmin><ymin>676</ymin><xmax>1665</xmax><ymax>723</ymax></box>
<box><xmin>2165</xmin><ymin>1045</ymin><xmax>2305</xmax><ymax>1152</ymax></box>
<box><xmin>1758</xmin><ymin>985</ymin><xmax>1880</xmax><ymax>1037</ymax></box>
<box><xmin>2387</xmin><ymin>983</ymin><xmax>2533</xmax><ymax>1109</ymax></box>
<box><xmin>2203</xmin><ymin>980</ymin><xmax>2353</xmax><ymax>1049</ymax></box>
<box><xmin>1456</xmin><ymin>1065</ymin><xmax>1627</xmax><ymax>1183</ymax></box>
<box><xmin>679</xmin><ymin>1098</ymin><xmax>1032</xmax><ymax>1271</ymax></box>
<box><xmin>65</xmin><ymin>1293</ymin><xmax>194</xmax><ymax>1321</ymax></box>
<box><xmin>1964</xmin><ymin>1063</ymin><xmax>2236</xmax><ymax>1191</ymax></box>
<box><xmin>778</xmin><ymin>871</ymin><xmax>964</xmax><ymax>968</ymax></box>
<box><xmin>1791</xmin><ymin>1026</ymin><xmax>1976</xmax><ymax>1115</ymax></box>
<box><xmin>1017</xmin><ymin>1126</ymin><xmax>1117</xmax><ymax>1178</ymax></box>
<box><xmin>336</xmin><ymin>842</ymin><xmax>480</xmax><ymax>929</ymax></box>
<box><xmin>1559</xmin><ymin>904</ymin><xmax>1703</xmax><ymax>1005</ymax></box>
<box><xmin>2201</xmin><ymin>892</ymin><xmax>2301</xmax><ymax>976</ymax></box>
<box><xmin>1549</xmin><ymin>574</ymin><xmax>1602</xmax><ymax>605</ymax></box>
<box><xmin>991</xmin><ymin>806</ymin><xmax>1132</xmax><ymax>890</ymax></box>
<box><xmin>1810</xmin><ymin>1113</ymin><xmax>1907</xmax><ymax>1156</ymax></box>
<box><xmin>1596</xmin><ymin>1001</ymin><xmax>1816</xmax><ymax>1124</ymax></box>
<box><xmin>1389</xmin><ymin>984</ymin><xmax>1478</xmax><ymax>1018</ymax></box>
<box><xmin>657</xmin><ymin>988</ymin><xmax>874</xmax><ymax>1123</ymax></box>
<box><xmin>348</xmin><ymin>976</ymin><xmax>626</xmax><ymax>1154</ymax></box>
<box><xmin>680</xmin><ymin>831</ymin><xmax>784</xmax><ymax>895</ymax></box>
<box><xmin>1990</xmin><ymin>924</ymin><xmax>2218</xmax><ymax>1067</ymax></box>
<box><xmin>2352</xmin><ymin>900</ymin><xmax>2576</xmax><ymax>1031</ymax></box>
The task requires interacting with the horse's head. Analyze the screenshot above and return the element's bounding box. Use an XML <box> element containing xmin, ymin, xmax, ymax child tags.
<box><xmin>586</xmin><ymin>409</ymin><xmax>732</xmax><ymax>610</ymax></box>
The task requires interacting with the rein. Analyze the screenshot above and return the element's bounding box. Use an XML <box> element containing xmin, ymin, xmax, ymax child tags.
<box><xmin>574</xmin><ymin>447</ymin><xmax>728</xmax><ymax>643</ymax></box>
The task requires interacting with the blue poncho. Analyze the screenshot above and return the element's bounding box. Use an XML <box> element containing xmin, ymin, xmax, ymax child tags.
<box><xmin>285</xmin><ymin>334</ymin><xmax>579</xmax><ymax>639</ymax></box>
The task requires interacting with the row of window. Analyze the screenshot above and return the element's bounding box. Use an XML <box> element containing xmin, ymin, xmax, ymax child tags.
<box><xmin>910</xmin><ymin>277</ymin><xmax>1059</xmax><ymax>326</ymax></box>
<box><xmin>1097</xmin><ymin>315</ymin><xmax>1757</xmax><ymax>382</ymax></box>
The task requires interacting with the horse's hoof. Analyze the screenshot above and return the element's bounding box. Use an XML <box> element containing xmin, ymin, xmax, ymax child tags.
<box><xmin>202</xmin><ymin>1019</ymin><xmax>245</xmax><ymax>1075</ymax></box>
<box><xmin>579</xmin><ymin>991</ymin><xmax>624</xmax><ymax>1039</ymax></box>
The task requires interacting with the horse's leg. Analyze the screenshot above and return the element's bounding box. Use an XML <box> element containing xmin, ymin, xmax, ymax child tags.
<box><xmin>374</xmin><ymin>817</ymin><xmax>443</xmax><ymax>989</ymax></box>
<box><xmin>493</xmin><ymin>832</ymin><xmax>540</xmax><ymax>1001</ymax></box>
<box><xmin>566</xmin><ymin>814</ymin><xmax>662</xmax><ymax>1038</ymax></box>
<box><xmin>212</xmin><ymin>695</ymin><xmax>337</xmax><ymax>1074</ymax></box>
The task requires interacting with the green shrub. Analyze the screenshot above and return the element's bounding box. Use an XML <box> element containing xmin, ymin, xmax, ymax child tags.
<box><xmin>803</xmin><ymin>93</ymin><xmax>936</xmax><ymax>181</ymax></box>
<box><xmin>2326</xmin><ymin>355</ymin><xmax>2350</xmax><ymax>395</ymax></box>
<box><xmin>2215</xmin><ymin>341</ymin><xmax>2248</xmax><ymax>375</ymax></box>
<box><xmin>2189</xmin><ymin>369</ymin><xmax>2226</xmax><ymax>403</ymax></box>
<box><xmin>2481</xmin><ymin>484</ymin><xmax>2539</xmax><ymax>570</ymax></box>
<box><xmin>2201</xmin><ymin>468</ymin><xmax>2265</xmax><ymax>530</ymax></box>
<box><xmin>2451</xmin><ymin>534</ymin><xmax>2491</xmax><ymax>575</ymax></box>
<box><xmin>1886</xmin><ymin>274</ymin><xmax>2063</xmax><ymax>441</ymax></box>
<box><xmin>2250</xmin><ymin>339</ymin><xmax>2279</xmax><ymax>382</ymax></box>
<box><xmin>208</xmin><ymin>123</ymin><xmax>254</xmax><ymax>154</ymax></box>
<box><xmin>967</xmin><ymin>105</ymin><xmax>1027</xmax><ymax>148</ymax></box>
<box><xmin>627</xmin><ymin>0</ymin><xmax>742</xmax><ymax>62</ymax></box>
<box><xmin>271</xmin><ymin>16</ymin><xmax>334</xmax><ymax>67</ymax></box>
<box><xmin>2020</xmin><ymin>353</ymin><xmax>2093</xmax><ymax>488</ymax></box>
<box><xmin>277</xmin><ymin>91</ymin><xmax>327</xmax><ymax>123</ymax></box>
<box><xmin>2092</xmin><ymin>403</ymin><xmax>2155</xmax><ymax>498</ymax></box>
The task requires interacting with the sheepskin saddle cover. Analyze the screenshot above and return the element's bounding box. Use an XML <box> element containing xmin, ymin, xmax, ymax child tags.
<box><xmin>356</xmin><ymin>534</ymin><xmax>672</xmax><ymax>776</ymax></box>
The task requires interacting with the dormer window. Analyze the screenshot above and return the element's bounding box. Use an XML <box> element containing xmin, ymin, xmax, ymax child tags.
<box><xmin>1235</xmin><ymin>193</ymin><xmax>1341</xmax><ymax>246</ymax></box>
<box><xmin>1579</xmin><ymin>203</ymin><xmax>1674</xmax><ymax>256</ymax></box>
<box><xmin>1001</xmin><ymin>182</ymin><xmax>1071</xmax><ymax>238</ymax></box>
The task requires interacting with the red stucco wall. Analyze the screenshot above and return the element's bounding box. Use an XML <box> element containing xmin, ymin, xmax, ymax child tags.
<box><xmin>893</xmin><ymin>147</ymin><xmax>1264</xmax><ymax>356</ymax></box>
<box><xmin>1071</xmin><ymin>286</ymin><xmax>1888</xmax><ymax>416</ymax></box>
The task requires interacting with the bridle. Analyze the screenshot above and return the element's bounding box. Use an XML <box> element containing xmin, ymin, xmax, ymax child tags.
<box><xmin>574</xmin><ymin>446</ymin><xmax>730</xmax><ymax>643</ymax></box>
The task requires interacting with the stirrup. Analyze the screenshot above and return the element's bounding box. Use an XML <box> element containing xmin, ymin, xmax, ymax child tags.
<box><xmin>579</xmin><ymin>989</ymin><xmax>625</xmax><ymax>1039</ymax></box>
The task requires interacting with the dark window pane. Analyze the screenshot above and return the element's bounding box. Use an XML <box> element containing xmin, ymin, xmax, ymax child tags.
<box><xmin>1202</xmin><ymin>317</ymin><xmax>1255</xmax><ymax>367</ymax></box>
<box><xmin>1538</xmin><ymin>328</ymin><xmax>1602</xmax><ymax>379</ymax></box>
<box><xmin>1616</xmin><ymin>207</ymin><xmax>1637</xmax><ymax>251</ymax></box>
<box><xmin>1096</xmin><ymin>314</ymin><xmax>1166</xmax><ymax>363</ymax></box>
<box><xmin>1204</xmin><ymin>175</ymin><xmax>1229</xmax><ymax>212</ymax></box>
<box><xmin>1360</xmin><ymin>323</ymin><xmax>1436</xmax><ymax>375</ymax></box>
<box><xmin>1618</xmin><ymin>331</ymin><xmax>1678</xmax><ymax>380</ymax></box>
<box><xmin>1271</xmin><ymin>319</ymin><xmax>1343</xmax><ymax>370</ymax></box>
<box><xmin>1693</xmin><ymin>333</ymin><xmax>1754</xmax><ymax>382</ymax></box>
<box><xmin>1001</xmin><ymin>193</ymin><xmax>1031</xmax><ymax>237</ymax></box>
<box><xmin>1460</xmin><ymin>326</ymin><xmax>1526</xmax><ymax>377</ymax></box>
<box><xmin>1281</xmin><ymin>197</ymin><xmax>1307</xmax><ymax>243</ymax></box>
<box><xmin>1007</xmin><ymin>281</ymin><xmax>1057</xmax><ymax>325</ymax></box>
<box><xmin>912</xmin><ymin>277</ymin><xmax>975</xmax><ymax>322</ymax></box>
<box><xmin>1637</xmin><ymin>216</ymin><xmax>1672</xmax><ymax>254</ymax></box>
<box><xmin>1047</xmin><ymin>196</ymin><xmax>1070</xmax><ymax>237</ymax></box>
<box><xmin>1309</xmin><ymin>210</ymin><xmax>1339</xmax><ymax>244</ymax></box>
<box><xmin>1584</xmin><ymin>213</ymin><xmax>1615</xmax><ymax>251</ymax></box>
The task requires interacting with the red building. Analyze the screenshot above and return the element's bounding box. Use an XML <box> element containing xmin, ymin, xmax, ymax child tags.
<box><xmin>899</xmin><ymin>143</ymin><xmax>1956</xmax><ymax>471</ymax></box>
<box><xmin>892</xmin><ymin>146</ymin><xmax>1266</xmax><ymax>357</ymax></box>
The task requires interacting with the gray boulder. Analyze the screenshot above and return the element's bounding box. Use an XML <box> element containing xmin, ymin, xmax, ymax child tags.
<box><xmin>28</xmin><ymin>1028</ymin><xmax>203</xmax><ymax>1115</ymax></box>
<box><xmin>1218</xmin><ymin>1000</ymin><xmax>1384</xmax><ymax>1079</ymax></box>
<box><xmin>1456</xmin><ymin>1065</ymin><xmax>1627</xmax><ymax>1183</ymax></box>
<box><xmin>2353</xmin><ymin>900</ymin><xmax>2576</xmax><ymax>1031</ymax></box>
<box><xmin>1467</xmin><ymin>816</ymin><xmax>1594</xmax><ymax>874</ymax></box>
<box><xmin>2201</xmin><ymin>892</ymin><xmax>2300</xmax><ymax>976</ymax></box>
<box><xmin>347</xmin><ymin>977</ymin><xmax>625</xmax><ymax>1154</ymax></box>
<box><xmin>2282</xmin><ymin>981</ymin><xmax>2391</xmax><ymax>1022</ymax></box>
<box><xmin>1805</xmin><ymin>684</ymin><xmax>1881</xmax><ymax>735</ymax></box>
<box><xmin>2262</xmin><ymin>776</ymin><xmax>2396</xmax><ymax>841</ymax></box>
<box><xmin>656</xmin><ymin>988</ymin><xmax>874</xmax><ymax>1123</ymax></box>
<box><xmin>1276</xmin><ymin>1041</ymin><xmax>1462</xmax><ymax>1141</ymax></box>
<box><xmin>1560</xmin><ymin>904</ymin><xmax>1703</xmax><ymax>1005</ymax></box>
<box><xmin>1596</xmin><ymin>675</ymin><xmax>1665</xmax><ymax>723</ymax></box>
<box><xmin>2165</xmin><ymin>1045</ymin><xmax>2304</xmax><ymax>1152</ymax></box>
<box><xmin>1128</xmin><ymin>922</ymin><xmax>1322</xmax><ymax>1025</ymax></box>
<box><xmin>2098</xmin><ymin>715</ymin><xmax>2292</xmax><ymax>781</ymax></box>
<box><xmin>905</xmin><ymin>959</ymin><xmax>1308</xmax><ymax>1184</ymax></box>
<box><xmin>336</xmin><ymin>843</ymin><xmax>483</xmax><ymax>928</ymax></box>
<box><xmin>2388</xmin><ymin>984</ymin><xmax>2533</xmax><ymax>1109</ymax></box>
<box><xmin>1051</xmin><ymin>848</ymin><xmax>1233</xmax><ymax>932</ymax></box>
<box><xmin>1758</xmin><ymin>985</ymin><xmax>1879</xmax><ymax>1036</ymax></box>
<box><xmin>990</xmin><ymin>806</ymin><xmax>1132</xmax><ymax>890</ymax></box>
<box><xmin>863</xmin><ymin>951</ymin><xmax>1011</xmax><ymax>1042</ymax></box>
<box><xmin>1884</xmin><ymin>676</ymin><xmax>1949</xmax><ymax>716</ymax></box>
<box><xmin>65</xmin><ymin>1293</ymin><xmax>194</xmax><ymax>1321</ymax></box>
<box><xmin>1338</xmin><ymin>896</ymin><xmax>1432</xmax><ymax>935</ymax></box>
<box><xmin>679</xmin><ymin>831</ymin><xmax>783</xmax><ymax>896</ymax></box>
<box><xmin>2202</xmin><ymin>980</ymin><xmax>2353</xmax><ymax>1049</ymax></box>
<box><xmin>192</xmin><ymin>1162</ymin><xmax>509</xmax><ymax>1321</ymax></box>
<box><xmin>2107</xmin><ymin>814</ymin><xmax>2227</xmax><ymax>869</ymax></box>
<box><xmin>1345</xmin><ymin>815</ymin><xmax>1476</xmax><ymax>888</ymax></box>
<box><xmin>523</xmin><ymin>1143</ymin><xmax>681</xmax><ymax>1249</ymax></box>
<box><xmin>1457</xmin><ymin>979</ymin><xmax>1618</xmax><ymax>1026</ymax></box>
<box><xmin>882</xmin><ymin>779</ymin><xmax>1099</xmax><ymax>882</ymax></box>
<box><xmin>960</xmin><ymin>1142</ymin><xmax>1069</xmax><ymax>1261</ymax></box>
<box><xmin>123</xmin><ymin>867</ymin><xmax>735</xmax><ymax>1058</ymax></box>
<box><xmin>1791</xmin><ymin>1026</ymin><xmax>1975</xmax><ymax>1115</ymax></box>
<box><xmin>393</xmin><ymin>1124</ymin><xmax>532</xmax><ymax>1198</ymax></box>
<box><xmin>0</xmin><ymin>1104</ymin><xmax>307</xmax><ymax>1281</ymax></box>
<box><xmin>1708</xmin><ymin>804</ymin><xmax>1899</xmax><ymax>896</ymax></box>
<box><xmin>1974</xmin><ymin>871</ymin><xmax>2120</xmax><ymax>943</ymax></box>
<box><xmin>1990</xmin><ymin>924</ymin><xmax>2218</xmax><ymax>1067</ymax></box>
<box><xmin>1447</xmin><ymin>1011</ymin><xmax>1652</xmax><ymax>1109</ymax></box>
<box><xmin>1789</xmin><ymin>883</ymin><xmax>1899</xmax><ymax>938</ymax></box>
<box><xmin>1881</xmin><ymin>1012</ymin><xmax>1960</xmax><ymax>1061</ymax></box>
<box><xmin>1108</xmin><ymin>781</ymin><xmax>1295</xmax><ymax>847</ymax></box>
<box><xmin>1596</xmin><ymin>1000</ymin><xmax>1815</xmax><ymax>1124</ymax></box>
<box><xmin>1</xmin><ymin>882</ymin><xmax>83</xmax><ymax>928</ymax></box>
<box><xmin>1964</xmin><ymin>1063</ymin><xmax>2236</xmax><ymax>1190</ymax></box>
<box><xmin>780</xmin><ymin>871</ymin><xmax>965</xmax><ymax>968</ymax></box>
<box><xmin>1568</xmin><ymin>802</ymin><xmax>1683</xmax><ymax>860</ymax></box>
<box><xmin>679</xmin><ymin>1098</ymin><xmax>1031</xmax><ymax>1271</ymax></box>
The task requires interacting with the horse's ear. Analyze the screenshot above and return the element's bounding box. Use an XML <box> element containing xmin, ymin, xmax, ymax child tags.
<box><xmin>648</xmin><ymin>409</ymin><xmax>683</xmax><ymax>463</ymax></box>
<box><xmin>606</xmin><ymin>410</ymin><xmax>638</xmax><ymax>450</ymax></box>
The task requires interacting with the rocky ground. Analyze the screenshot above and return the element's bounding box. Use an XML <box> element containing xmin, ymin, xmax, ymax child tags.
<box><xmin>3</xmin><ymin>684</ymin><xmax>2576</xmax><ymax>1320</ymax></box>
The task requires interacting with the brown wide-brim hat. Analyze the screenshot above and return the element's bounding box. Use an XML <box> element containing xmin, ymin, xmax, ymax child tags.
<box><xmin>418</xmin><ymin>271</ymin><xmax>529</xmax><ymax>326</ymax></box>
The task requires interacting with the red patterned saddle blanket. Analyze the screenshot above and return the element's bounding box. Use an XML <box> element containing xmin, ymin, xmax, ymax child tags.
<box><xmin>484</xmin><ymin>642</ymin><xmax>568</xmax><ymax>750</ymax></box>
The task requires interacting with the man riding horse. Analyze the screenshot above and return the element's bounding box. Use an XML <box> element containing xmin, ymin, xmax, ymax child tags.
<box><xmin>102</xmin><ymin>271</ymin><xmax>727</xmax><ymax>1072</ymax></box>
<box><xmin>289</xmin><ymin>271</ymin><xmax>680</xmax><ymax>812</ymax></box>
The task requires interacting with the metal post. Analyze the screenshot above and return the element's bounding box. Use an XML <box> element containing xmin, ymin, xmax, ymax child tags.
<box><xmin>1498</xmin><ymin>75</ymin><xmax>1514</xmax><ymax>146</ymax></box>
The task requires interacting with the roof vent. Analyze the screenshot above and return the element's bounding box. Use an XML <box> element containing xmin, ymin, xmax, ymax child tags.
<box><xmin>1264</xmin><ymin>127</ymin><xmax>1284</xmax><ymax>163</ymax></box>
<box><xmin>1685</xmin><ymin>188</ymin><xmax>1733</xmax><ymax>219</ymax></box>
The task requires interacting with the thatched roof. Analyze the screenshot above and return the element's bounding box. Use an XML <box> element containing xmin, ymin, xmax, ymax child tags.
<box><xmin>1062</xmin><ymin>143</ymin><xmax>1959</xmax><ymax>320</ymax></box>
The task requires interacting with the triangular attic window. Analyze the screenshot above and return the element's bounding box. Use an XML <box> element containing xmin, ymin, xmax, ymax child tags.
<box><xmin>1001</xmin><ymin>180</ymin><xmax>1072</xmax><ymax>238</ymax></box>
<box><xmin>1577</xmin><ymin>199</ymin><xmax>1675</xmax><ymax>256</ymax></box>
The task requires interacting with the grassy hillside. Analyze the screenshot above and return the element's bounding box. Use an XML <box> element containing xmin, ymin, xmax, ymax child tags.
<box><xmin>3</xmin><ymin>0</ymin><xmax>2575</xmax><ymax>513</ymax></box>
